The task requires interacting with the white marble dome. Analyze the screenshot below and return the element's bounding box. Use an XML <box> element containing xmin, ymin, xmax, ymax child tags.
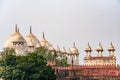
<box><xmin>4</xmin><ymin>26</ymin><xmax>22</xmax><ymax>48</ymax></box>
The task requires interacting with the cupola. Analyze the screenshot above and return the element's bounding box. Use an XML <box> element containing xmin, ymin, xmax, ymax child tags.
<box><xmin>70</xmin><ymin>42</ymin><xmax>79</xmax><ymax>54</ymax></box>
<box><xmin>96</xmin><ymin>43</ymin><xmax>103</xmax><ymax>52</ymax></box>
<box><xmin>85</xmin><ymin>43</ymin><xmax>92</xmax><ymax>53</ymax></box>
<box><xmin>107</xmin><ymin>42</ymin><xmax>115</xmax><ymax>52</ymax></box>
<box><xmin>40</xmin><ymin>32</ymin><xmax>50</xmax><ymax>49</ymax></box>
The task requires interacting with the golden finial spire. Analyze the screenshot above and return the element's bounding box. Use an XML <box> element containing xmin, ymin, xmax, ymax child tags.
<box><xmin>30</xmin><ymin>26</ymin><xmax>32</xmax><ymax>33</ymax></box>
<box><xmin>15</xmin><ymin>24</ymin><xmax>17</xmax><ymax>32</ymax></box>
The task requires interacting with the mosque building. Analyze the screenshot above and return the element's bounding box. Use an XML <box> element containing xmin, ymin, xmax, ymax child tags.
<box><xmin>4</xmin><ymin>25</ymin><xmax>79</xmax><ymax>65</ymax></box>
<box><xmin>3</xmin><ymin>25</ymin><xmax>120</xmax><ymax>80</ymax></box>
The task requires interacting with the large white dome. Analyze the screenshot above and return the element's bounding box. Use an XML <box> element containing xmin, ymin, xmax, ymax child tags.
<box><xmin>4</xmin><ymin>26</ymin><xmax>22</xmax><ymax>48</ymax></box>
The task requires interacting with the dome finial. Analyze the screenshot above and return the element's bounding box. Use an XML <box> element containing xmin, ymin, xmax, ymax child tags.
<box><xmin>99</xmin><ymin>42</ymin><xmax>101</xmax><ymax>45</ymax></box>
<box><xmin>87</xmin><ymin>42</ymin><xmax>90</xmax><ymax>46</ymax></box>
<box><xmin>15</xmin><ymin>24</ymin><xmax>17</xmax><ymax>32</ymax></box>
<box><xmin>17</xmin><ymin>28</ymin><xmax>19</xmax><ymax>33</ymax></box>
<box><xmin>73</xmin><ymin>42</ymin><xmax>75</xmax><ymax>46</ymax></box>
<box><xmin>43</xmin><ymin>32</ymin><xmax>45</xmax><ymax>38</ymax></box>
<box><xmin>111</xmin><ymin>42</ymin><xmax>112</xmax><ymax>45</ymax></box>
<box><xmin>30</xmin><ymin>26</ymin><xmax>32</xmax><ymax>33</ymax></box>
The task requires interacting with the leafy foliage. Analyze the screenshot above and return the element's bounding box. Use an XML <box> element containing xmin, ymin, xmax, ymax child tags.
<box><xmin>0</xmin><ymin>48</ymin><xmax>56</xmax><ymax>80</ymax></box>
<box><xmin>34</xmin><ymin>47</ymin><xmax>54</xmax><ymax>61</ymax></box>
<box><xmin>56</xmin><ymin>57</ymin><xmax>68</xmax><ymax>66</ymax></box>
<box><xmin>34</xmin><ymin>47</ymin><xmax>68</xmax><ymax>66</ymax></box>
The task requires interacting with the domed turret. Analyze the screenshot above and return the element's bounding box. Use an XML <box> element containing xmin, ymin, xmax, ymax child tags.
<box><xmin>85</xmin><ymin>43</ymin><xmax>92</xmax><ymax>57</ymax></box>
<box><xmin>4</xmin><ymin>25</ymin><xmax>26</xmax><ymax>48</ymax></box>
<box><xmin>96</xmin><ymin>43</ymin><xmax>103</xmax><ymax>57</ymax></box>
<box><xmin>25</xmin><ymin>26</ymin><xmax>40</xmax><ymax>48</ymax></box>
<box><xmin>108</xmin><ymin>42</ymin><xmax>115</xmax><ymax>57</ymax></box>
<box><xmin>108</xmin><ymin>42</ymin><xmax>115</xmax><ymax>52</ymax></box>
<box><xmin>70</xmin><ymin>42</ymin><xmax>79</xmax><ymax>55</ymax></box>
<box><xmin>40</xmin><ymin>32</ymin><xmax>50</xmax><ymax>49</ymax></box>
<box><xmin>85</xmin><ymin>43</ymin><xmax>92</xmax><ymax>53</ymax></box>
<box><xmin>4</xmin><ymin>25</ymin><xmax>27</xmax><ymax>55</ymax></box>
<box><xmin>96</xmin><ymin>43</ymin><xmax>103</xmax><ymax>52</ymax></box>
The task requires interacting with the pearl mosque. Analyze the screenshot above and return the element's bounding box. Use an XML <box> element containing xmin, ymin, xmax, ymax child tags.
<box><xmin>3</xmin><ymin>25</ymin><xmax>79</xmax><ymax>65</ymax></box>
<box><xmin>4</xmin><ymin>25</ymin><xmax>116</xmax><ymax>66</ymax></box>
<box><xmin>3</xmin><ymin>25</ymin><xmax>120</xmax><ymax>80</ymax></box>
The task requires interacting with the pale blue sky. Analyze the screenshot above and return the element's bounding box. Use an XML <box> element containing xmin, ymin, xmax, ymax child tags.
<box><xmin>0</xmin><ymin>0</ymin><xmax>120</xmax><ymax>64</ymax></box>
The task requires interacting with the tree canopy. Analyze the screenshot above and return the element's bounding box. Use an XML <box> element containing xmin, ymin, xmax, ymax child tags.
<box><xmin>0</xmin><ymin>48</ymin><xmax>56</xmax><ymax>80</ymax></box>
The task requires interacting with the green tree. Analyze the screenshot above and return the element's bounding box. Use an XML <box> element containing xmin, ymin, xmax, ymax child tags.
<box><xmin>35</xmin><ymin>47</ymin><xmax>68</xmax><ymax>66</ymax></box>
<box><xmin>56</xmin><ymin>57</ymin><xmax>68</xmax><ymax>66</ymax></box>
<box><xmin>0</xmin><ymin>48</ymin><xmax>56</xmax><ymax>80</ymax></box>
<box><xmin>34</xmin><ymin>47</ymin><xmax>54</xmax><ymax>61</ymax></box>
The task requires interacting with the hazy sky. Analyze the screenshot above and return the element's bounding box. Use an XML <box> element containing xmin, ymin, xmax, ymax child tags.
<box><xmin>0</xmin><ymin>0</ymin><xmax>120</xmax><ymax>64</ymax></box>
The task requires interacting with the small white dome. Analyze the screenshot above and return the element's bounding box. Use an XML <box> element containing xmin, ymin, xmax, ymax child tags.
<box><xmin>85</xmin><ymin>43</ymin><xmax>92</xmax><ymax>52</ymax></box>
<box><xmin>96</xmin><ymin>43</ymin><xmax>103</xmax><ymax>52</ymax></box>
<box><xmin>108</xmin><ymin>42</ymin><xmax>115</xmax><ymax>51</ymax></box>
<box><xmin>70</xmin><ymin>42</ymin><xmax>79</xmax><ymax>54</ymax></box>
